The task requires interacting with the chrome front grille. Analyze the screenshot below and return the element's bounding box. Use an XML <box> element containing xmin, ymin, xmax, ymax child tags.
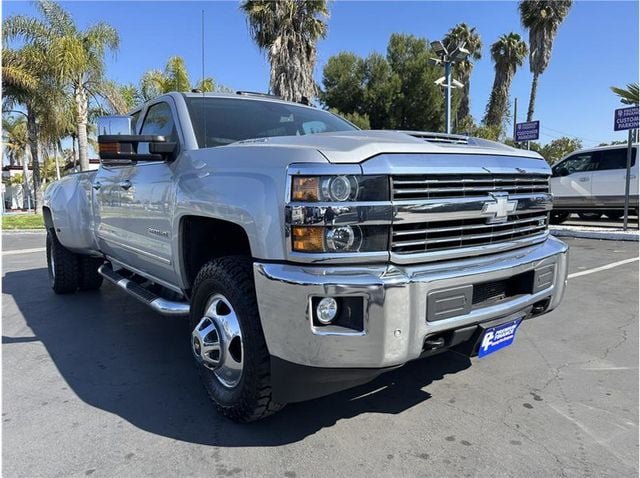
<box><xmin>392</xmin><ymin>174</ymin><xmax>550</xmax><ymax>201</ymax></box>
<box><xmin>392</xmin><ymin>212</ymin><xmax>549</xmax><ymax>255</ymax></box>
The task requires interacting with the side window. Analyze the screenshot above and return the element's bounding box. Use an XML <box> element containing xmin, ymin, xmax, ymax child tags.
<box><xmin>130</xmin><ymin>110</ymin><xmax>141</xmax><ymax>133</ymax></box>
<box><xmin>138</xmin><ymin>102</ymin><xmax>177</xmax><ymax>154</ymax></box>
<box><xmin>552</xmin><ymin>153</ymin><xmax>595</xmax><ymax>176</ymax></box>
<box><xmin>594</xmin><ymin>148</ymin><xmax>637</xmax><ymax>170</ymax></box>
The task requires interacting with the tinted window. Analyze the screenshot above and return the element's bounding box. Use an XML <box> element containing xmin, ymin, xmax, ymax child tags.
<box><xmin>186</xmin><ymin>97</ymin><xmax>357</xmax><ymax>148</ymax></box>
<box><xmin>594</xmin><ymin>148</ymin><xmax>637</xmax><ymax>170</ymax></box>
<box><xmin>139</xmin><ymin>102</ymin><xmax>177</xmax><ymax>154</ymax></box>
<box><xmin>130</xmin><ymin>110</ymin><xmax>141</xmax><ymax>133</ymax></box>
<box><xmin>552</xmin><ymin>152</ymin><xmax>596</xmax><ymax>176</ymax></box>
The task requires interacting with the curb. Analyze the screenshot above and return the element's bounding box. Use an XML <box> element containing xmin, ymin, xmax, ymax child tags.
<box><xmin>551</xmin><ymin>227</ymin><xmax>639</xmax><ymax>242</ymax></box>
<box><xmin>1</xmin><ymin>229</ymin><xmax>46</xmax><ymax>234</ymax></box>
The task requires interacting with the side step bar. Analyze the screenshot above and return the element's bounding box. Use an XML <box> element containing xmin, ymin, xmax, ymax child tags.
<box><xmin>98</xmin><ymin>264</ymin><xmax>190</xmax><ymax>317</ymax></box>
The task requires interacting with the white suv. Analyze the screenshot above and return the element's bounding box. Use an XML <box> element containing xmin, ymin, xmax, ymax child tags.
<box><xmin>550</xmin><ymin>144</ymin><xmax>638</xmax><ymax>223</ymax></box>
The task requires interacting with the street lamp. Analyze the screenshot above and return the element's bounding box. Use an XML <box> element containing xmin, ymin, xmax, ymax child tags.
<box><xmin>430</xmin><ymin>40</ymin><xmax>470</xmax><ymax>134</ymax></box>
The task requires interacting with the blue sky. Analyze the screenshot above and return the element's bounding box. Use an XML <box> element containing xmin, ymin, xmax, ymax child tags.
<box><xmin>4</xmin><ymin>0</ymin><xmax>639</xmax><ymax>146</ymax></box>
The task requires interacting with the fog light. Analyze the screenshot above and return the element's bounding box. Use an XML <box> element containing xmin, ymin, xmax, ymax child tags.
<box><xmin>316</xmin><ymin>297</ymin><xmax>338</xmax><ymax>324</ymax></box>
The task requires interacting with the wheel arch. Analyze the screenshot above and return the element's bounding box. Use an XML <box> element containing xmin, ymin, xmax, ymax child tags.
<box><xmin>179</xmin><ymin>215</ymin><xmax>253</xmax><ymax>293</ymax></box>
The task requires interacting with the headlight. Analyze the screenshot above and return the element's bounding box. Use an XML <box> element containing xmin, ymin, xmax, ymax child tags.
<box><xmin>291</xmin><ymin>175</ymin><xmax>389</xmax><ymax>202</ymax></box>
<box><xmin>291</xmin><ymin>225</ymin><xmax>388</xmax><ymax>253</ymax></box>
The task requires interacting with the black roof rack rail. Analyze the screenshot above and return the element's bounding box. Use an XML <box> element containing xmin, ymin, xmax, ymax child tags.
<box><xmin>235</xmin><ymin>91</ymin><xmax>283</xmax><ymax>100</ymax></box>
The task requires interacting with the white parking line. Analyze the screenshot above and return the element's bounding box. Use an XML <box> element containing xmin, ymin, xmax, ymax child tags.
<box><xmin>568</xmin><ymin>257</ymin><xmax>639</xmax><ymax>279</ymax></box>
<box><xmin>2</xmin><ymin>247</ymin><xmax>46</xmax><ymax>256</ymax></box>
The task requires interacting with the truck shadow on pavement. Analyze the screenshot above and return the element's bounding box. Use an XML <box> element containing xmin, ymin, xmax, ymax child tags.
<box><xmin>3</xmin><ymin>268</ymin><xmax>471</xmax><ymax>446</ymax></box>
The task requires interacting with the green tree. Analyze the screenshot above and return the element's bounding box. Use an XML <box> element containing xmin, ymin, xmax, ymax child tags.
<box><xmin>2</xmin><ymin>115</ymin><xmax>29</xmax><ymax>166</ymax></box>
<box><xmin>140</xmin><ymin>56</ymin><xmax>216</xmax><ymax>102</ymax></box>
<box><xmin>241</xmin><ymin>0</ymin><xmax>329</xmax><ymax>102</ymax></box>
<box><xmin>610</xmin><ymin>83</ymin><xmax>639</xmax><ymax>105</ymax></box>
<box><xmin>386</xmin><ymin>33</ymin><xmax>444</xmax><ymax>131</ymax></box>
<box><xmin>484</xmin><ymin>33</ymin><xmax>528</xmax><ymax>130</ymax></box>
<box><xmin>320</xmin><ymin>52</ymin><xmax>366</xmax><ymax>115</ymax></box>
<box><xmin>539</xmin><ymin>137</ymin><xmax>582</xmax><ymax>164</ymax></box>
<box><xmin>4</xmin><ymin>0</ymin><xmax>120</xmax><ymax>172</ymax></box>
<box><xmin>519</xmin><ymin>0</ymin><xmax>573</xmax><ymax>121</ymax></box>
<box><xmin>328</xmin><ymin>108</ymin><xmax>370</xmax><ymax>129</ymax></box>
<box><xmin>443</xmin><ymin>23</ymin><xmax>482</xmax><ymax>126</ymax></box>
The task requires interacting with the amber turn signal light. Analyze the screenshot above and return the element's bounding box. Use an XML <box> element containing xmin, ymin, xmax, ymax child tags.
<box><xmin>291</xmin><ymin>177</ymin><xmax>320</xmax><ymax>201</ymax></box>
<box><xmin>292</xmin><ymin>226</ymin><xmax>324</xmax><ymax>252</ymax></box>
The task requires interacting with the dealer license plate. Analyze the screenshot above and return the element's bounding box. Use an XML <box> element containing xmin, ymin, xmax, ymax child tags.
<box><xmin>478</xmin><ymin>318</ymin><xmax>522</xmax><ymax>358</ymax></box>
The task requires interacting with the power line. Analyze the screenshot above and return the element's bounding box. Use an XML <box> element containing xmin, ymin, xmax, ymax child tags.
<box><xmin>540</xmin><ymin>126</ymin><xmax>604</xmax><ymax>144</ymax></box>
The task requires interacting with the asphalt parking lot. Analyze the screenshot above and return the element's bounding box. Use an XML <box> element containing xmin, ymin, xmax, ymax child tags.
<box><xmin>2</xmin><ymin>232</ymin><xmax>638</xmax><ymax>477</ymax></box>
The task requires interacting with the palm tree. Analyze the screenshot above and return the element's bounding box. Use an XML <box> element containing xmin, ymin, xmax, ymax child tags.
<box><xmin>140</xmin><ymin>56</ymin><xmax>216</xmax><ymax>102</ymax></box>
<box><xmin>2</xmin><ymin>115</ymin><xmax>29</xmax><ymax>167</ymax></box>
<box><xmin>611</xmin><ymin>83</ymin><xmax>639</xmax><ymax>105</ymax></box>
<box><xmin>484</xmin><ymin>33</ymin><xmax>528</xmax><ymax>128</ymax></box>
<box><xmin>519</xmin><ymin>0</ymin><xmax>573</xmax><ymax>121</ymax></box>
<box><xmin>2</xmin><ymin>114</ymin><xmax>31</xmax><ymax>206</ymax></box>
<box><xmin>2</xmin><ymin>44</ymin><xmax>49</xmax><ymax>211</ymax></box>
<box><xmin>4</xmin><ymin>0</ymin><xmax>119</xmax><ymax>172</ymax></box>
<box><xmin>443</xmin><ymin>23</ymin><xmax>482</xmax><ymax>126</ymax></box>
<box><xmin>241</xmin><ymin>0</ymin><xmax>329</xmax><ymax>102</ymax></box>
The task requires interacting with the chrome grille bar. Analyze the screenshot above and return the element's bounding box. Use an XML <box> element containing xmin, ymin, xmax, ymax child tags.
<box><xmin>391</xmin><ymin>212</ymin><xmax>549</xmax><ymax>255</ymax></box>
<box><xmin>392</xmin><ymin>174</ymin><xmax>550</xmax><ymax>200</ymax></box>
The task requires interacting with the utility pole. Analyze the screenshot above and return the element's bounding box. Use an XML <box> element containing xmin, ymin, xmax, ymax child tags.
<box><xmin>444</xmin><ymin>62</ymin><xmax>452</xmax><ymax>134</ymax></box>
<box><xmin>513</xmin><ymin>98</ymin><xmax>518</xmax><ymax>143</ymax></box>
<box><xmin>429</xmin><ymin>40</ymin><xmax>469</xmax><ymax>136</ymax></box>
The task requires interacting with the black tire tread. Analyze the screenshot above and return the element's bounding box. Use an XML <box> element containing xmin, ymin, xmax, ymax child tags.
<box><xmin>191</xmin><ymin>256</ymin><xmax>284</xmax><ymax>422</ymax></box>
<box><xmin>78</xmin><ymin>256</ymin><xmax>104</xmax><ymax>291</ymax></box>
<box><xmin>47</xmin><ymin>230</ymin><xmax>79</xmax><ymax>294</ymax></box>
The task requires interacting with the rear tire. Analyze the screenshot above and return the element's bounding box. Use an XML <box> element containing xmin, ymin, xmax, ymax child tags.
<box><xmin>190</xmin><ymin>256</ymin><xmax>284</xmax><ymax>422</ymax></box>
<box><xmin>46</xmin><ymin>230</ymin><xmax>79</xmax><ymax>294</ymax></box>
<box><xmin>550</xmin><ymin>211</ymin><xmax>570</xmax><ymax>224</ymax></box>
<box><xmin>78</xmin><ymin>256</ymin><xmax>104</xmax><ymax>291</ymax></box>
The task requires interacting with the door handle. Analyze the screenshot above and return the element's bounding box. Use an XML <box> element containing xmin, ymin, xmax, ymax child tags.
<box><xmin>579</xmin><ymin>177</ymin><xmax>590</xmax><ymax>182</ymax></box>
<box><xmin>118</xmin><ymin>180</ymin><xmax>132</xmax><ymax>190</ymax></box>
<box><xmin>92</xmin><ymin>182</ymin><xmax>101</xmax><ymax>190</ymax></box>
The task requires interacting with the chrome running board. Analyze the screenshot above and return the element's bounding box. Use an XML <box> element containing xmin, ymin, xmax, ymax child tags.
<box><xmin>98</xmin><ymin>264</ymin><xmax>190</xmax><ymax>317</ymax></box>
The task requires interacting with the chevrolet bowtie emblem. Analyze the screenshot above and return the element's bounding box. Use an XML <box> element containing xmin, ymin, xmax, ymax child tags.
<box><xmin>482</xmin><ymin>192</ymin><xmax>517</xmax><ymax>223</ymax></box>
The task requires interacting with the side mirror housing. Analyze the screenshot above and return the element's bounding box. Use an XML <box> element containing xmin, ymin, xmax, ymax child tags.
<box><xmin>98</xmin><ymin>135</ymin><xmax>176</xmax><ymax>162</ymax></box>
<box><xmin>96</xmin><ymin>115</ymin><xmax>133</xmax><ymax>136</ymax></box>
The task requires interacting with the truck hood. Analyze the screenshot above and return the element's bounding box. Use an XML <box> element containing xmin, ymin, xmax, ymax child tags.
<box><xmin>233</xmin><ymin>130</ymin><xmax>544</xmax><ymax>164</ymax></box>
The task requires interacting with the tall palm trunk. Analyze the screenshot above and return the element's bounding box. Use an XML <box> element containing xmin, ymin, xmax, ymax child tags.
<box><xmin>527</xmin><ymin>72</ymin><xmax>539</xmax><ymax>122</ymax></box>
<box><xmin>22</xmin><ymin>146</ymin><xmax>30</xmax><ymax>209</ymax></box>
<box><xmin>75</xmin><ymin>84</ymin><xmax>90</xmax><ymax>171</ymax></box>
<box><xmin>55</xmin><ymin>142</ymin><xmax>61</xmax><ymax>180</ymax></box>
<box><xmin>485</xmin><ymin>67</ymin><xmax>515</xmax><ymax>127</ymax></box>
<box><xmin>457</xmin><ymin>73</ymin><xmax>471</xmax><ymax>124</ymax></box>
<box><xmin>26</xmin><ymin>106</ymin><xmax>43</xmax><ymax>213</ymax></box>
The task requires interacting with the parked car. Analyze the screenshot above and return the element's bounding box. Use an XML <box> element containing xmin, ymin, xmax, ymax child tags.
<box><xmin>550</xmin><ymin>144</ymin><xmax>639</xmax><ymax>223</ymax></box>
<box><xmin>43</xmin><ymin>92</ymin><xmax>568</xmax><ymax>422</ymax></box>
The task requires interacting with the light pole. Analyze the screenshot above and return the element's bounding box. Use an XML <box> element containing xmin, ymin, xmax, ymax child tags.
<box><xmin>429</xmin><ymin>40</ymin><xmax>470</xmax><ymax>134</ymax></box>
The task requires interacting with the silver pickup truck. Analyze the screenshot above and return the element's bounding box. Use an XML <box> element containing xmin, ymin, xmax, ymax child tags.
<box><xmin>43</xmin><ymin>92</ymin><xmax>568</xmax><ymax>422</ymax></box>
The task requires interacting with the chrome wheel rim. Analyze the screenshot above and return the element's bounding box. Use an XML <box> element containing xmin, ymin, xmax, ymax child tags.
<box><xmin>191</xmin><ymin>294</ymin><xmax>244</xmax><ymax>388</ymax></box>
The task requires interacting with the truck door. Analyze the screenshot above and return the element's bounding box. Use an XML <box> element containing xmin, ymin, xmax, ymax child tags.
<box><xmin>550</xmin><ymin>151</ymin><xmax>596</xmax><ymax>208</ymax></box>
<box><xmin>591</xmin><ymin>147</ymin><xmax>638</xmax><ymax>207</ymax></box>
<box><xmin>93</xmin><ymin>163</ymin><xmax>129</xmax><ymax>259</ymax></box>
<box><xmin>109</xmin><ymin>100</ymin><xmax>181</xmax><ymax>287</ymax></box>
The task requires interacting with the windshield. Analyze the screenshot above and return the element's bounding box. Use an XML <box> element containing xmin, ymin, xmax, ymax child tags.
<box><xmin>185</xmin><ymin>97</ymin><xmax>358</xmax><ymax>148</ymax></box>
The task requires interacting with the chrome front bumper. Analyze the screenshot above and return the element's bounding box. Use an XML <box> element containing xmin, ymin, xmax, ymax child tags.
<box><xmin>254</xmin><ymin>236</ymin><xmax>568</xmax><ymax>369</ymax></box>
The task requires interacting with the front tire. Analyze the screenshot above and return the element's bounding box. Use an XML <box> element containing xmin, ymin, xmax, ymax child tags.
<box><xmin>605</xmin><ymin>211</ymin><xmax>624</xmax><ymax>220</ymax></box>
<box><xmin>46</xmin><ymin>230</ymin><xmax>79</xmax><ymax>294</ymax></box>
<box><xmin>190</xmin><ymin>256</ymin><xmax>284</xmax><ymax>422</ymax></box>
